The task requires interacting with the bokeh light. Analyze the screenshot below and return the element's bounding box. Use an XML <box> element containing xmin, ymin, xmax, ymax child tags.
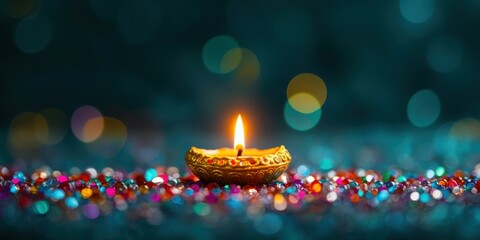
<box><xmin>82</xmin><ymin>203</ymin><xmax>100</xmax><ymax>219</ymax></box>
<box><xmin>193</xmin><ymin>202</ymin><xmax>211</xmax><ymax>216</ymax></box>
<box><xmin>231</xmin><ymin>48</ymin><xmax>260</xmax><ymax>85</ymax></box>
<box><xmin>220</xmin><ymin>47</ymin><xmax>242</xmax><ymax>74</ymax></box>
<box><xmin>427</xmin><ymin>36</ymin><xmax>464</xmax><ymax>74</ymax></box>
<box><xmin>273</xmin><ymin>193</ymin><xmax>287</xmax><ymax>211</ymax></box>
<box><xmin>14</xmin><ymin>15</ymin><xmax>52</xmax><ymax>53</ymax></box>
<box><xmin>284</xmin><ymin>101</ymin><xmax>322</xmax><ymax>131</ymax></box>
<box><xmin>431</xmin><ymin>189</ymin><xmax>442</xmax><ymax>200</ymax></box>
<box><xmin>71</xmin><ymin>106</ymin><xmax>103</xmax><ymax>143</ymax></box>
<box><xmin>407</xmin><ymin>89</ymin><xmax>441</xmax><ymax>127</ymax></box>
<box><xmin>326</xmin><ymin>191</ymin><xmax>337</xmax><ymax>202</ymax></box>
<box><xmin>32</xmin><ymin>200</ymin><xmax>49</xmax><ymax>215</ymax></box>
<box><xmin>65</xmin><ymin>196</ymin><xmax>79</xmax><ymax>209</ymax></box>
<box><xmin>1</xmin><ymin>2</ymin><xmax>480</xmax><ymax>238</ymax></box>
<box><xmin>288</xmin><ymin>93</ymin><xmax>320</xmax><ymax>114</ymax></box>
<box><xmin>8</xmin><ymin>0</ymin><xmax>41</xmax><ymax>18</ymax></box>
<box><xmin>87</xmin><ymin>117</ymin><xmax>128</xmax><ymax>159</ymax></box>
<box><xmin>309</xmin><ymin>146</ymin><xmax>335</xmax><ymax>171</ymax></box>
<box><xmin>410</xmin><ymin>191</ymin><xmax>420</xmax><ymax>201</ymax></box>
<box><xmin>435</xmin><ymin>166</ymin><xmax>445</xmax><ymax>177</ymax></box>
<box><xmin>202</xmin><ymin>35</ymin><xmax>240</xmax><ymax>74</ymax></box>
<box><xmin>34</xmin><ymin>108</ymin><xmax>68</xmax><ymax>145</ymax></box>
<box><xmin>83</xmin><ymin>117</ymin><xmax>105</xmax><ymax>143</ymax></box>
<box><xmin>399</xmin><ymin>0</ymin><xmax>435</xmax><ymax>24</ymax></box>
<box><xmin>296</xmin><ymin>165</ymin><xmax>310</xmax><ymax>177</ymax></box>
<box><xmin>433</xmin><ymin>121</ymin><xmax>470</xmax><ymax>158</ymax></box>
<box><xmin>449</xmin><ymin>118</ymin><xmax>480</xmax><ymax>140</ymax></box>
<box><xmin>287</xmin><ymin>73</ymin><xmax>327</xmax><ymax>113</ymax></box>
<box><xmin>32</xmin><ymin>114</ymin><xmax>49</xmax><ymax>146</ymax></box>
<box><xmin>8</xmin><ymin>112</ymin><xmax>43</xmax><ymax>153</ymax></box>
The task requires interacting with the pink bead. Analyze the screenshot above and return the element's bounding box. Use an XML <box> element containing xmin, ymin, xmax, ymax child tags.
<box><xmin>57</xmin><ymin>175</ymin><xmax>69</xmax><ymax>183</ymax></box>
<box><xmin>106</xmin><ymin>187</ymin><xmax>116</xmax><ymax>198</ymax></box>
<box><xmin>12</xmin><ymin>178</ymin><xmax>20</xmax><ymax>184</ymax></box>
<box><xmin>297</xmin><ymin>190</ymin><xmax>306</xmax><ymax>199</ymax></box>
<box><xmin>150</xmin><ymin>193</ymin><xmax>161</xmax><ymax>202</ymax></box>
<box><xmin>160</xmin><ymin>174</ymin><xmax>169</xmax><ymax>184</ymax></box>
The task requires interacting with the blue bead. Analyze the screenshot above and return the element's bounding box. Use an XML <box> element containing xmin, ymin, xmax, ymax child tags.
<box><xmin>377</xmin><ymin>190</ymin><xmax>389</xmax><ymax>202</ymax></box>
<box><xmin>385</xmin><ymin>181</ymin><xmax>395</xmax><ymax>188</ymax></box>
<box><xmin>14</xmin><ymin>172</ymin><xmax>26</xmax><ymax>183</ymax></box>
<box><xmin>44</xmin><ymin>189</ymin><xmax>53</xmax><ymax>198</ymax></box>
<box><xmin>171</xmin><ymin>195</ymin><xmax>184</xmax><ymax>205</ymax></box>
<box><xmin>420</xmin><ymin>192</ymin><xmax>430</xmax><ymax>203</ymax></box>
<box><xmin>211</xmin><ymin>188</ymin><xmax>222</xmax><ymax>195</ymax></box>
<box><xmin>65</xmin><ymin>196</ymin><xmax>79</xmax><ymax>209</ymax></box>
<box><xmin>226</xmin><ymin>198</ymin><xmax>244</xmax><ymax>211</ymax></box>
<box><xmin>185</xmin><ymin>188</ymin><xmax>194</xmax><ymax>197</ymax></box>
<box><xmin>39</xmin><ymin>179</ymin><xmax>59</xmax><ymax>192</ymax></box>
<box><xmin>285</xmin><ymin>186</ymin><xmax>296</xmax><ymax>194</ymax></box>
<box><xmin>10</xmin><ymin>185</ymin><xmax>19</xmax><ymax>194</ymax></box>
<box><xmin>51</xmin><ymin>189</ymin><xmax>65</xmax><ymax>200</ymax></box>
<box><xmin>366</xmin><ymin>191</ymin><xmax>373</xmax><ymax>199</ymax></box>
<box><xmin>358</xmin><ymin>190</ymin><xmax>364</xmax><ymax>197</ymax></box>
<box><xmin>145</xmin><ymin>168</ymin><xmax>158</xmax><ymax>182</ymax></box>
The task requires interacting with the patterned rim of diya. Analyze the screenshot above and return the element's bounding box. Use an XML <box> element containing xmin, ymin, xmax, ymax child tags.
<box><xmin>185</xmin><ymin>145</ymin><xmax>291</xmax><ymax>185</ymax></box>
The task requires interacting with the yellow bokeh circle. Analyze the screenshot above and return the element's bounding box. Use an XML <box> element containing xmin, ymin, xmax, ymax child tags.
<box><xmin>288</xmin><ymin>92</ymin><xmax>320</xmax><ymax>114</ymax></box>
<box><xmin>287</xmin><ymin>73</ymin><xmax>327</xmax><ymax>113</ymax></box>
<box><xmin>231</xmin><ymin>48</ymin><xmax>261</xmax><ymax>85</ymax></box>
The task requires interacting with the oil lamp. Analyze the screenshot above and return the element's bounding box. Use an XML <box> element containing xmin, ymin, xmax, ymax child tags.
<box><xmin>185</xmin><ymin>115</ymin><xmax>291</xmax><ymax>185</ymax></box>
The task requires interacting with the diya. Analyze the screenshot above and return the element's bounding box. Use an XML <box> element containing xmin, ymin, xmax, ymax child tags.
<box><xmin>185</xmin><ymin>115</ymin><xmax>291</xmax><ymax>185</ymax></box>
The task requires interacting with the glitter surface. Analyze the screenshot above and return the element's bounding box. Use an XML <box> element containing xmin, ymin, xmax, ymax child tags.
<box><xmin>1</xmin><ymin>166</ymin><xmax>480</xmax><ymax>239</ymax></box>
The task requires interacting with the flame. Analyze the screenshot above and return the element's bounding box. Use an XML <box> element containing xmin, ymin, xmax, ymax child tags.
<box><xmin>234</xmin><ymin>114</ymin><xmax>245</xmax><ymax>151</ymax></box>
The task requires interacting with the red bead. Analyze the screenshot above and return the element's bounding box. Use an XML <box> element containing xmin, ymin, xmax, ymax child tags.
<box><xmin>448</xmin><ymin>179</ymin><xmax>458</xmax><ymax>188</ymax></box>
<box><xmin>134</xmin><ymin>175</ymin><xmax>146</xmax><ymax>185</ymax></box>
<box><xmin>80</xmin><ymin>173</ymin><xmax>90</xmax><ymax>182</ymax></box>
<box><xmin>59</xmin><ymin>182</ymin><xmax>72</xmax><ymax>191</ymax></box>
<box><xmin>453</xmin><ymin>177</ymin><xmax>463</xmax><ymax>185</ymax></box>
<box><xmin>97</xmin><ymin>174</ymin><xmax>106</xmax><ymax>183</ymax></box>
<box><xmin>206</xmin><ymin>182</ymin><xmax>220</xmax><ymax>191</ymax></box>
<box><xmin>35</xmin><ymin>177</ymin><xmax>46</xmax><ymax>185</ymax></box>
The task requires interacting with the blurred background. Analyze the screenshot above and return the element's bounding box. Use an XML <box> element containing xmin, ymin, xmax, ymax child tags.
<box><xmin>1</xmin><ymin>0</ymin><xmax>480</xmax><ymax>172</ymax></box>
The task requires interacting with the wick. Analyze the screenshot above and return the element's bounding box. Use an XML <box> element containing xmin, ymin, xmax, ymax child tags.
<box><xmin>237</xmin><ymin>149</ymin><xmax>243</xmax><ymax>157</ymax></box>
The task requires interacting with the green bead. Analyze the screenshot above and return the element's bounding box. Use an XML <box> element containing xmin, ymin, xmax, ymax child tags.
<box><xmin>435</xmin><ymin>166</ymin><xmax>445</xmax><ymax>177</ymax></box>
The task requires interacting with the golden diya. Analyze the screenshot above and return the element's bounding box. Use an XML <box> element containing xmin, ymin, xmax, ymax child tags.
<box><xmin>185</xmin><ymin>114</ymin><xmax>291</xmax><ymax>185</ymax></box>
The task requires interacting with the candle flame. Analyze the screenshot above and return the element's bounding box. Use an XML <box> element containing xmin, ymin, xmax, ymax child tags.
<box><xmin>234</xmin><ymin>114</ymin><xmax>245</xmax><ymax>151</ymax></box>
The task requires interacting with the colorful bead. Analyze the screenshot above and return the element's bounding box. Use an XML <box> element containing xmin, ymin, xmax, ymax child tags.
<box><xmin>0</xmin><ymin>165</ymin><xmax>480</xmax><ymax>223</ymax></box>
